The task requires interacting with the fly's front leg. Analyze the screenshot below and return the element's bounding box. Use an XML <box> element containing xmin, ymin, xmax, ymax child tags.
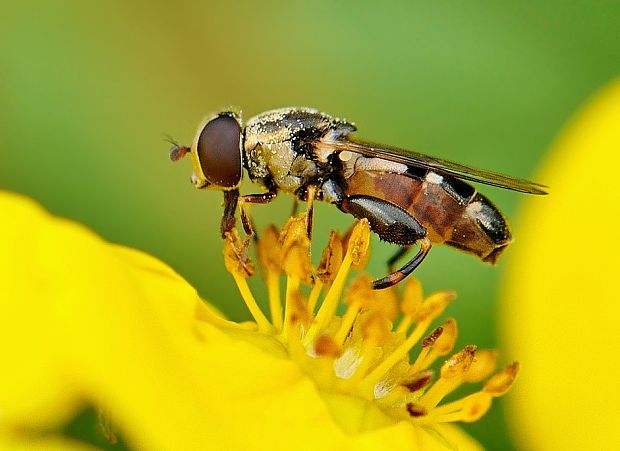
<box><xmin>338</xmin><ymin>195</ymin><xmax>432</xmax><ymax>289</ymax></box>
<box><xmin>294</xmin><ymin>184</ymin><xmax>318</xmax><ymax>239</ymax></box>
<box><xmin>221</xmin><ymin>189</ymin><xmax>253</xmax><ymax>270</ymax></box>
<box><xmin>221</xmin><ymin>189</ymin><xmax>240</xmax><ymax>238</ymax></box>
<box><xmin>238</xmin><ymin>190</ymin><xmax>278</xmax><ymax>240</ymax></box>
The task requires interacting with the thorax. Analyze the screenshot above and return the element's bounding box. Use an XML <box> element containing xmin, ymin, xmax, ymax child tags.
<box><xmin>243</xmin><ymin>107</ymin><xmax>355</xmax><ymax>193</ymax></box>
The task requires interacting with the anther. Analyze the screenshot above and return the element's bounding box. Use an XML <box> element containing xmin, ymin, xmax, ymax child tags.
<box><xmin>317</xmin><ymin>231</ymin><xmax>343</xmax><ymax>285</ymax></box>
<box><xmin>414</xmin><ymin>290</ymin><xmax>456</xmax><ymax>323</ymax></box>
<box><xmin>463</xmin><ymin>350</ymin><xmax>498</xmax><ymax>383</ymax></box>
<box><xmin>280</xmin><ymin>214</ymin><xmax>313</xmax><ymax>283</ymax></box>
<box><xmin>258</xmin><ymin>224</ymin><xmax>282</xmax><ymax>273</ymax></box>
<box><xmin>483</xmin><ymin>361</ymin><xmax>520</xmax><ymax>396</ymax></box>
<box><xmin>402</xmin><ymin>370</ymin><xmax>434</xmax><ymax>393</ymax></box>
<box><xmin>314</xmin><ymin>335</ymin><xmax>342</xmax><ymax>358</ymax></box>
<box><xmin>432</xmin><ymin>318</ymin><xmax>458</xmax><ymax>356</ymax></box>
<box><xmin>361</xmin><ymin>313</ymin><xmax>391</xmax><ymax>345</ymax></box>
<box><xmin>422</xmin><ymin>326</ymin><xmax>444</xmax><ymax>348</ymax></box>
<box><xmin>223</xmin><ymin>229</ymin><xmax>254</xmax><ymax>277</ymax></box>
<box><xmin>441</xmin><ymin>345</ymin><xmax>477</xmax><ymax>379</ymax></box>
<box><xmin>401</xmin><ymin>277</ymin><xmax>423</xmax><ymax>316</ymax></box>
<box><xmin>461</xmin><ymin>392</ymin><xmax>493</xmax><ymax>422</ymax></box>
<box><xmin>343</xmin><ymin>219</ymin><xmax>371</xmax><ymax>269</ymax></box>
<box><xmin>406</xmin><ymin>403</ymin><xmax>428</xmax><ymax>418</ymax></box>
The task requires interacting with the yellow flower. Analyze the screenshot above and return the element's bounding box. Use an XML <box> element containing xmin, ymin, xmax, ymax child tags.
<box><xmin>0</xmin><ymin>190</ymin><xmax>515</xmax><ymax>450</ymax></box>
<box><xmin>502</xmin><ymin>78</ymin><xmax>620</xmax><ymax>450</ymax></box>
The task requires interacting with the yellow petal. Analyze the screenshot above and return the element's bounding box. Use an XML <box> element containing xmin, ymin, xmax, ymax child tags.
<box><xmin>0</xmin><ymin>191</ymin><xmax>215</xmax><ymax>448</ymax></box>
<box><xmin>501</xmin><ymin>79</ymin><xmax>620</xmax><ymax>450</ymax></box>
<box><xmin>0</xmin><ymin>433</ymin><xmax>99</xmax><ymax>451</ymax></box>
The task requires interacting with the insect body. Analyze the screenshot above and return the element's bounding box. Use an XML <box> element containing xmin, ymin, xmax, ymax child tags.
<box><xmin>171</xmin><ymin>107</ymin><xmax>546</xmax><ymax>289</ymax></box>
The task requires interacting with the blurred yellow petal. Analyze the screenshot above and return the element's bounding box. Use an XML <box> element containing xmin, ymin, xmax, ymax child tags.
<box><xmin>0</xmin><ymin>432</ymin><xmax>99</xmax><ymax>451</ymax></box>
<box><xmin>0</xmin><ymin>191</ymin><xmax>220</xmax><ymax>448</ymax></box>
<box><xmin>0</xmin><ymin>191</ymin><xmax>493</xmax><ymax>450</ymax></box>
<box><xmin>501</xmin><ymin>79</ymin><xmax>620</xmax><ymax>450</ymax></box>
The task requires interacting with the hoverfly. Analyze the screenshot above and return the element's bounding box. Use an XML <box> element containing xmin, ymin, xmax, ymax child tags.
<box><xmin>170</xmin><ymin>107</ymin><xmax>547</xmax><ymax>289</ymax></box>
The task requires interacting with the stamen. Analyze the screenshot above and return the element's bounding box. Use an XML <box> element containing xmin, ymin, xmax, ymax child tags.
<box><xmin>280</xmin><ymin>214</ymin><xmax>313</xmax><ymax>284</ymax></box>
<box><xmin>342</xmin><ymin>219</ymin><xmax>371</xmax><ymax>270</ymax></box>
<box><xmin>401</xmin><ymin>369</ymin><xmax>434</xmax><ymax>393</ymax></box>
<box><xmin>411</xmin><ymin>318</ymin><xmax>457</xmax><ymax>373</ymax></box>
<box><xmin>429</xmin><ymin>392</ymin><xmax>492</xmax><ymax>423</ymax></box>
<box><xmin>258</xmin><ymin>225</ymin><xmax>283</xmax><ymax>330</ymax></box>
<box><xmin>308</xmin><ymin>230</ymin><xmax>342</xmax><ymax>315</ymax></box>
<box><xmin>463</xmin><ymin>349</ymin><xmax>498</xmax><ymax>383</ymax></box>
<box><xmin>224</xmin><ymin>230</ymin><xmax>272</xmax><ymax>332</ymax></box>
<box><xmin>406</xmin><ymin>403</ymin><xmax>428</xmax><ymax>418</ymax></box>
<box><xmin>362</xmin><ymin>290</ymin><xmax>454</xmax><ymax>390</ymax></box>
<box><xmin>361</xmin><ymin>319</ymin><xmax>430</xmax><ymax>391</ymax></box>
<box><xmin>414</xmin><ymin>290</ymin><xmax>457</xmax><ymax>323</ymax></box>
<box><xmin>397</xmin><ymin>278</ymin><xmax>424</xmax><ymax>334</ymax></box>
<box><xmin>282</xmin><ymin>276</ymin><xmax>301</xmax><ymax>340</ymax></box>
<box><xmin>232</xmin><ymin>275</ymin><xmax>273</xmax><ymax>332</ymax></box>
<box><xmin>410</xmin><ymin>326</ymin><xmax>443</xmax><ymax>373</ymax></box>
<box><xmin>346</xmin><ymin>314</ymin><xmax>390</xmax><ymax>385</ymax></box>
<box><xmin>315</xmin><ymin>335</ymin><xmax>342</xmax><ymax>358</ymax></box>
<box><xmin>441</xmin><ymin>344</ymin><xmax>477</xmax><ymax>379</ymax></box>
<box><xmin>317</xmin><ymin>231</ymin><xmax>344</xmax><ymax>285</ymax></box>
<box><xmin>483</xmin><ymin>361</ymin><xmax>519</xmax><ymax>396</ymax></box>
<box><xmin>460</xmin><ymin>392</ymin><xmax>493</xmax><ymax>422</ymax></box>
<box><xmin>418</xmin><ymin>345</ymin><xmax>477</xmax><ymax>409</ymax></box>
<box><xmin>306</xmin><ymin>280</ymin><xmax>323</xmax><ymax>315</ymax></box>
<box><xmin>305</xmin><ymin>220</ymin><xmax>370</xmax><ymax>344</ymax></box>
<box><xmin>287</xmin><ymin>321</ymin><xmax>308</xmax><ymax>364</ymax></box>
<box><xmin>333</xmin><ymin>275</ymin><xmax>374</xmax><ymax>346</ymax></box>
<box><xmin>267</xmin><ymin>272</ymin><xmax>283</xmax><ymax>330</ymax></box>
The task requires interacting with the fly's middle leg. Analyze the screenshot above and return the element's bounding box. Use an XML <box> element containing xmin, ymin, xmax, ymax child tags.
<box><xmin>305</xmin><ymin>185</ymin><xmax>317</xmax><ymax>240</ymax></box>
<box><xmin>238</xmin><ymin>190</ymin><xmax>278</xmax><ymax>240</ymax></box>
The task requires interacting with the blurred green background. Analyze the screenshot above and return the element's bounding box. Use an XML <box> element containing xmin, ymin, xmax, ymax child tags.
<box><xmin>1</xmin><ymin>1</ymin><xmax>619</xmax><ymax>449</ymax></box>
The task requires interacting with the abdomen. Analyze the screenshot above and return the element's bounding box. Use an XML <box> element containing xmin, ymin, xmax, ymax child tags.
<box><xmin>344</xmin><ymin>166</ymin><xmax>512</xmax><ymax>263</ymax></box>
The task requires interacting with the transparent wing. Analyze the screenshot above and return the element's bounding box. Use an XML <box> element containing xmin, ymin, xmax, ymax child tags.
<box><xmin>321</xmin><ymin>138</ymin><xmax>548</xmax><ymax>194</ymax></box>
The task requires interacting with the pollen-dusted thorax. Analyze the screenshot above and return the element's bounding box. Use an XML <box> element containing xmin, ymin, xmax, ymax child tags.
<box><xmin>222</xmin><ymin>215</ymin><xmax>519</xmax><ymax>435</ymax></box>
<box><xmin>242</xmin><ymin>107</ymin><xmax>356</xmax><ymax>193</ymax></box>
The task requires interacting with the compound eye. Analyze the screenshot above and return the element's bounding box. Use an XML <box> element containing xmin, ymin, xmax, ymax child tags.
<box><xmin>196</xmin><ymin>115</ymin><xmax>242</xmax><ymax>188</ymax></box>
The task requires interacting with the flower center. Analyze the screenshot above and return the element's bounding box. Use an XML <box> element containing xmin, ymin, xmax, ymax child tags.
<box><xmin>223</xmin><ymin>213</ymin><xmax>518</xmax><ymax>434</ymax></box>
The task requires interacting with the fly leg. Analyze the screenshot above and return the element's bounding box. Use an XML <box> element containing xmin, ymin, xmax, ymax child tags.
<box><xmin>372</xmin><ymin>238</ymin><xmax>431</xmax><ymax>289</ymax></box>
<box><xmin>238</xmin><ymin>190</ymin><xmax>278</xmax><ymax>240</ymax></box>
<box><xmin>222</xmin><ymin>190</ymin><xmax>277</xmax><ymax>270</ymax></box>
<box><xmin>387</xmin><ymin>246</ymin><xmax>411</xmax><ymax>272</ymax></box>
<box><xmin>221</xmin><ymin>189</ymin><xmax>240</xmax><ymax>238</ymax></box>
<box><xmin>338</xmin><ymin>195</ymin><xmax>432</xmax><ymax>289</ymax></box>
<box><xmin>305</xmin><ymin>185</ymin><xmax>317</xmax><ymax>239</ymax></box>
<box><xmin>290</xmin><ymin>199</ymin><xmax>300</xmax><ymax>217</ymax></box>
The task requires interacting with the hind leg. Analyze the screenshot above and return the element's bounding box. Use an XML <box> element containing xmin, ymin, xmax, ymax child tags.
<box><xmin>387</xmin><ymin>246</ymin><xmax>411</xmax><ymax>272</ymax></box>
<box><xmin>372</xmin><ymin>238</ymin><xmax>431</xmax><ymax>289</ymax></box>
<box><xmin>338</xmin><ymin>195</ymin><xmax>432</xmax><ymax>289</ymax></box>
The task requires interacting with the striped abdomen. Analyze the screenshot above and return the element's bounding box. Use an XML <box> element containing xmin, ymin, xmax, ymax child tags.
<box><xmin>344</xmin><ymin>166</ymin><xmax>512</xmax><ymax>263</ymax></box>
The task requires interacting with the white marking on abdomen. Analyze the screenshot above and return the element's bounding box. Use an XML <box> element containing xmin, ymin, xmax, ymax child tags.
<box><xmin>425</xmin><ymin>172</ymin><xmax>444</xmax><ymax>185</ymax></box>
<box><xmin>355</xmin><ymin>156</ymin><xmax>408</xmax><ymax>173</ymax></box>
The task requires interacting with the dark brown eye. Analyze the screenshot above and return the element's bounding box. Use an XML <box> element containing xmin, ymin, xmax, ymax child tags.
<box><xmin>196</xmin><ymin>115</ymin><xmax>242</xmax><ymax>188</ymax></box>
